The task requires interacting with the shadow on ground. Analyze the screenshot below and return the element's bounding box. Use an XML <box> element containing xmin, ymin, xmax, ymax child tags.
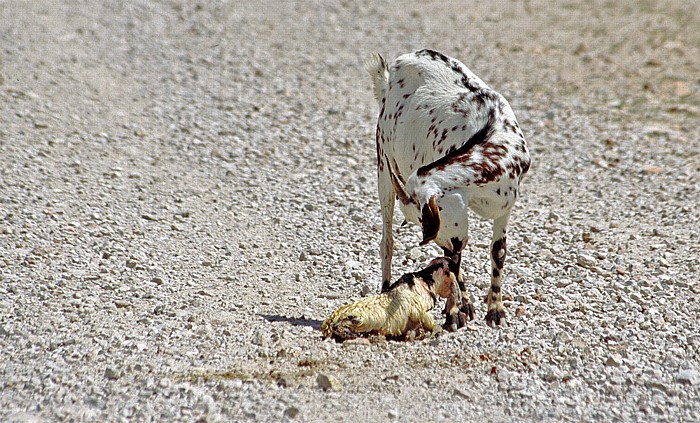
<box><xmin>262</xmin><ymin>315</ymin><xmax>323</xmax><ymax>330</ymax></box>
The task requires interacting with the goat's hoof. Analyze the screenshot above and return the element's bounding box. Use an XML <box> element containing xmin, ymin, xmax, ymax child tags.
<box><xmin>484</xmin><ymin>308</ymin><xmax>506</xmax><ymax>327</ymax></box>
<box><xmin>460</xmin><ymin>301</ymin><xmax>475</xmax><ymax>321</ymax></box>
<box><xmin>443</xmin><ymin>311</ymin><xmax>468</xmax><ymax>332</ymax></box>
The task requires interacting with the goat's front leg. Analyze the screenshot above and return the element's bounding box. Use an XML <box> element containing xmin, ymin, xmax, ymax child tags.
<box><xmin>441</xmin><ymin>270</ymin><xmax>469</xmax><ymax>331</ymax></box>
<box><xmin>485</xmin><ymin>213</ymin><xmax>510</xmax><ymax>326</ymax></box>
<box><xmin>378</xmin><ymin>170</ymin><xmax>395</xmax><ymax>292</ymax></box>
<box><xmin>441</xmin><ymin>238</ymin><xmax>475</xmax><ymax>331</ymax></box>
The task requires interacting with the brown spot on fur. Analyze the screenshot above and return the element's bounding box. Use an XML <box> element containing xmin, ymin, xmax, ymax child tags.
<box><xmin>491</xmin><ymin>238</ymin><xmax>506</xmax><ymax>269</ymax></box>
<box><xmin>417</xmin><ymin>109</ymin><xmax>496</xmax><ymax>178</ymax></box>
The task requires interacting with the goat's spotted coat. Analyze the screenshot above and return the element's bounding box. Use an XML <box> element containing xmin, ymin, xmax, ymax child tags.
<box><xmin>367</xmin><ymin>49</ymin><xmax>531</xmax><ymax>326</ymax></box>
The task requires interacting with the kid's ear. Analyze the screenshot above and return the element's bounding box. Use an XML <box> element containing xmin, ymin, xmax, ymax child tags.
<box><xmin>419</xmin><ymin>196</ymin><xmax>440</xmax><ymax>246</ymax></box>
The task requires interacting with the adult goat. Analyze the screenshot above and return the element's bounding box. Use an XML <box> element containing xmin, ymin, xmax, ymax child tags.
<box><xmin>367</xmin><ymin>49</ymin><xmax>530</xmax><ymax>327</ymax></box>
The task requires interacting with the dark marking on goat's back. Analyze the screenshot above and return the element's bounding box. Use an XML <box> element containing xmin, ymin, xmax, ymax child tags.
<box><xmin>416</xmin><ymin>49</ymin><xmax>450</xmax><ymax>64</ymax></box>
<box><xmin>417</xmin><ymin>109</ymin><xmax>497</xmax><ymax>177</ymax></box>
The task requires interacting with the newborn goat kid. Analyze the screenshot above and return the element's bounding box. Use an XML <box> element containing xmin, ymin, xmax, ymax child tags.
<box><xmin>322</xmin><ymin>257</ymin><xmax>461</xmax><ymax>341</ymax></box>
<box><xmin>367</xmin><ymin>50</ymin><xmax>530</xmax><ymax>326</ymax></box>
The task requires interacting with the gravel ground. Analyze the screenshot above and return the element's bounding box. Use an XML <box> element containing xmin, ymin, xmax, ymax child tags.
<box><xmin>1</xmin><ymin>1</ymin><xmax>699</xmax><ymax>421</ymax></box>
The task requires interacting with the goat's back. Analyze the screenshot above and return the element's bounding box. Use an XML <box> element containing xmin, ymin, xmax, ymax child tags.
<box><xmin>378</xmin><ymin>49</ymin><xmax>508</xmax><ymax>180</ymax></box>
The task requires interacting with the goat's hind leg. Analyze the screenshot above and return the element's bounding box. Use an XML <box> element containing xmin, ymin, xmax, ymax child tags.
<box><xmin>485</xmin><ymin>213</ymin><xmax>509</xmax><ymax>326</ymax></box>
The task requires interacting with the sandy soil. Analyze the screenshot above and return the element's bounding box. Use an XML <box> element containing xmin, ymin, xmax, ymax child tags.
<box><xmin>1</xmin><ymin>1</ymin><xmax>699</xmax><ymax>421</ymax></box>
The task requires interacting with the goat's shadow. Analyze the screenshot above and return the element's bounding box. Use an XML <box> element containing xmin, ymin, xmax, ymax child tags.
<box><xmin>261</xmin><ymin>314</ymin><xmax>322</xmax><ymax>331</ymax></box>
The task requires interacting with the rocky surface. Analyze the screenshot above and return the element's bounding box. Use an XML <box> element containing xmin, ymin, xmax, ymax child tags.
<box><xmin>1</xmin><ymin>0</ymin><xmax>699</xmax><ymax>421</ymax></box>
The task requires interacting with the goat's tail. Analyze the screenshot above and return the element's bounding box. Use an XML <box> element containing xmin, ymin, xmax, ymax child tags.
<box><xmin>365</xmin><ymin>52</ymin><xmax>389</xmax><ymax>104</ymax></box>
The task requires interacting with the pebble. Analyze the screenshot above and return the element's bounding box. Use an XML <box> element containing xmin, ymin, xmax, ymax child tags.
<box><xmin>453</xmin><ymin>388</ymin><xmax>470</xmax><ymax>399</ymax></box>
<box><xmin>316</xmin><ymin>374</ymin><xmax>340</xmax><ymax>391</ymax></box>
<box><xmin>251</xmin><ymin>330</ymin><xmax>269</xmax><ymax>347</ymax></box>
<box><xmin>497</xmin><ymin>368</ymin><xmax>512</xmax><ymax>384</ymax></box>
<box><xmin>343</xmin><ymin>337</ymin><xmax>370</xmax><ymax>346</ymax></box>
<box><xmin>606</xmin><ymin>354</ymin><xmax>623</xmax><ymax>367</ymax></box>
<box><xmin>360</xmin><ymin>285</ymin><xmax>371</xmax><ymax>297</ymax></box>
<box><xmin>104</xmin><ymin>368</ymin><xmax>121</xmax><ymax>381</ymax></box>
<box><xmin>577</xmin><ymin>254</ymin><xmax>598</xmax><ymax>269</ymax></box>
<box><xmin>284</xmin><ymin>407</ymin><xmax>300</xmax><ymax>419</ymax></box>
<box><xmin>676</xmin><ymin>369</ymin><xmax>698</xmax><ymax>385</ymax></box>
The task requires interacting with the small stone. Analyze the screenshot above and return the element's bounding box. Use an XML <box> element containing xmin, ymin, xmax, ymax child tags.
<box><xmin>606</xmin><ymin>354</ymin><xmax>623</xmax><ymax>367</ymax></box>
<box><xmin>573</xmin><ymin>42</ymin><xmax>589</xmax><ymax>55</ymax></box>
<box><xmin>676</xmin><ymin>368</ymin><xmax>698</xmax><ymax>385</ymax></box>
<box><xmin>644</xmin><ymin>380</ymin><xmax>670</xmax><ymax>394</ymax></box>
<box><xmin>515</xmin><ymin>306</ymin><xmax>526</xmax><ymax>317</ymax></box>
<box><xmin>151</xmin><ymin>276</ymin><xmax>164</xmax><ymax>285</ymax></box>
<box><xmin>387</xmin><ymin>409</ymin><xmax>399</xmax><ymax>419</ymax></box>
<box><xmin>672</xmin><ymin>81</ymin><xmax>693</xmax><ymax>98</ymax></box>
<box><xmin>125</xmin><ymin>259</ymin><xmax>138</xmax><ymax>269</ymax></box>
<box><xmin>453</xmin><ymin>388</ymin><xmax>470</xmax><ymax>399</ymax></box>
<box><xmin>251</xmin><ymin>330</ymin><xmax>268</xmax><ymax>347</ymax></box>
<box><xmin>316</xmin><ymin>373</ymin><xmax>340</xmax><ymax>391</ymax></box>
<box><xmin>360</xmin><ymin>285</ymin><xmax>371</xmax><ymax>297</ymax></box>
<box><xmin>283</xmin><ymin>407</ymin><xmax>300</xmax><ymax>419</ymax></box>
<box><xmin>577</xmin><ymin>254</ymin><xmax>597</xmax><ymax>269</ymax></box>
<box><xmin>115</xmin><ymin>300</ymin><xmax>130</xmax><ymax>309</ymax></box>
<box><xmin>101</xmin><ymin>251</ymin><xmax>111</xmax><ymax>259</ymax></box>
<box><xmin>497</xmin><ymin>368</ymin><xmax>512</xmax><ymax>383</ymax></box>
<box><xmin>542</xmin><ymin>368</ymin><xmax>562</xmax><ymax>382</ymax></box>
<box><xmin>556</xmin><ymin>278</ymin><xmax>572</xmax><ymax>288</ymax></box>
<box><xmin>642</xmin><ymin>165</ymin><xmax>664</xmax><ymax>175</ymax></box>
<box><xmin>343</xmin><ymin>337</ymin><xmax>370</xmax><ymax>346</ymax></box>
<box><xmin>105</xmin><ymin>367</ymin><xmax>120</xmax><ymax>380</ymax></box>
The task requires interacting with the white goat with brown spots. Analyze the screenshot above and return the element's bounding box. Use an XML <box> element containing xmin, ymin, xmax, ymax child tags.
<box><xmin>367</xmin><ymin>49</ymin><xmax>530</xmax><ymax>327</ymax></box>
